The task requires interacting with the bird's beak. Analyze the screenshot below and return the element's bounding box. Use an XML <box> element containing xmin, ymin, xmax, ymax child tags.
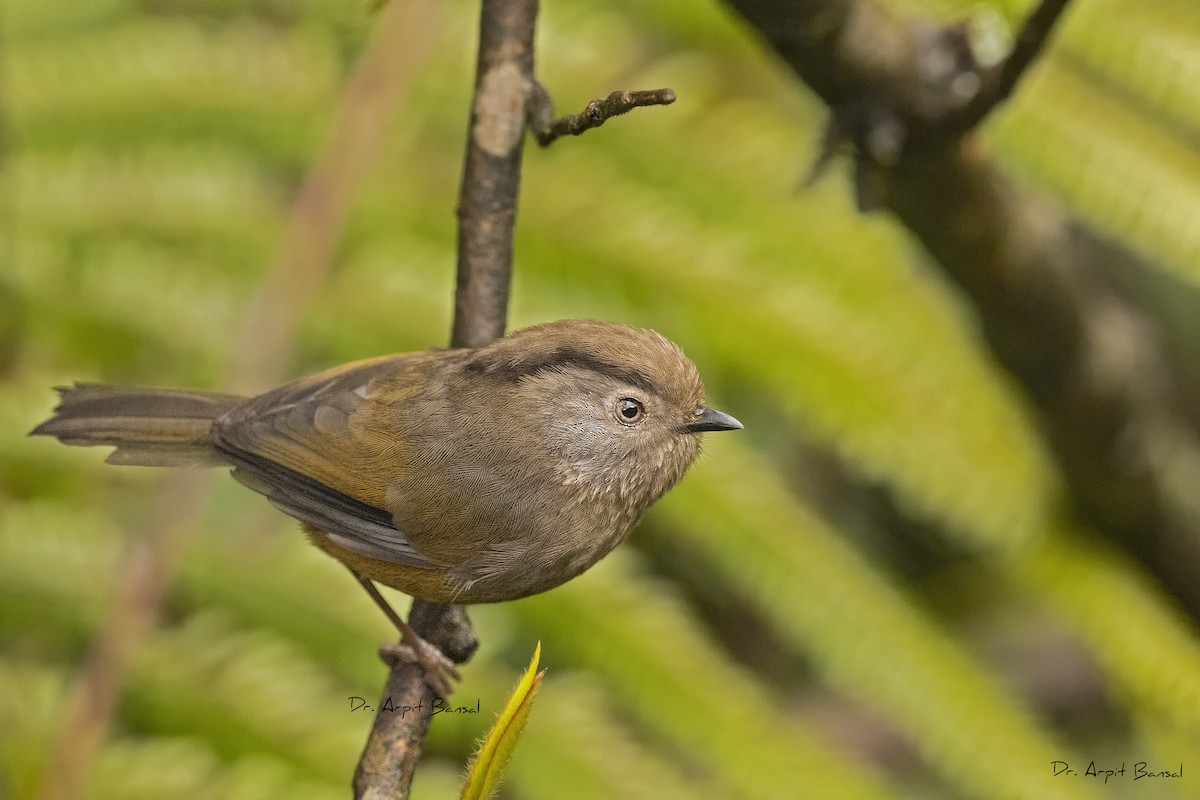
<box><xmin>683</xmin><ymin>406</ymin><xmax>744</xmax><ymax>433</ymax></box>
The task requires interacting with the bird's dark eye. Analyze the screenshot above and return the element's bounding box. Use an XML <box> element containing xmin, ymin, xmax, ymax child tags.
<box><xmin>614</xmin><ymin>397</ymin><xmax>645</xmax><ymax>425</ymax></box>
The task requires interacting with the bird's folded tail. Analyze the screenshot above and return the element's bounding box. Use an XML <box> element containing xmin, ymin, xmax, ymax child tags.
<box><xmin>30</xmin><ymin>383</ymin><xmax>248</xmax><ymax>467</ymax></box>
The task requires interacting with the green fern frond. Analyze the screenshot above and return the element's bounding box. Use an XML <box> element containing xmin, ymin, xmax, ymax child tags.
<box><xmin>11</xmin><ymin>234</ymin><xmax>243</xmax><ymax>374</ymax></box>
<box><xmin>660</xmin><ymin>439</ymin><xmax>1098</xmax><ymax>800</ymax></box>
<box><xmin>175</xmin><ymin>517</ymin><xmax>392</xmax><ymax>687</ymax></box>
<box><xmin>10</xmin><ymin>18</ymin><xmax>339</xmax><ymax>159</ymax></box>
<box><xmin>1066</xmin><ymin>1</ymin><xmax>1200</xmax><ymax>140</ymax></box>
<box><xmin>177</xmin><ymin>519</ymin><xmax>514</xmax><ymax>755</ymax></box>
<box><xmin>7</xmin><ymin>1</ymin><xmax>1199</xmax><ymax>798</ymax></box>
<box><xmin>513</xmin><ymin>551</ymin><xmax>894</xmax><ymax>800</ymax></box>
<box><xmin>123</xmin><ymin>612</ymin><xmax>363</xmax><ymax>785</ymax></box>
<box><xmin>993</xmin><ymin>63</ymin><xmax>1200</xmax><ymax>287</ymax></box>
<box><xmin>296</xmin><ymin>241</ymin><xmax>454</xmax><ymax>365</ymax></box>
<box><xmin>508</xmin><ymin>675</ymin><xmax>714</xmax><ymax>800</ymax></box>
<box><xmin>515</xmin><ymin>160</ymin><xmax>1055</xmax><ymax>555</ymax></box>
<box><xmin>87</xmin><ymin>736</ymin><xmax>345</xmax><ymax>800</ymax></box>
<box><xmin>0</xmin><ymin>501</ymin><xmax>125</xmax><ymax>644</ymax></box>
<box><xmin>1020</xmin><ymin>532</ymin><xmax>1200</xmax><ymax>733</ymax></box>
<box><xmin>0</xmin><ymin>660</ymin><xmax>69</xmax><ymax>800</ymax></box>
<box><xmin>13</xmin><ymin>148</ymin><xmax>283</xmax><ymax>254</ymax></box>
<box><xmin>5</xmin><ymin>0</ymin><xmax>137</xmax><ymax>38</ymax></box>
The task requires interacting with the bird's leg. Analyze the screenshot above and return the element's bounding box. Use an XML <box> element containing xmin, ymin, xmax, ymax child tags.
<box><xmin>349</xmin><ymin>568</ymin><xmax>462</xmax><ymax>696</ymax></box>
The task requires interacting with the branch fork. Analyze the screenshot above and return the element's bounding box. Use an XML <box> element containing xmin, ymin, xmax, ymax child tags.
<box><xmin>800</xmin><ymin>0</ymin><xmax>1074</xmax><ymax>203</ymax></box>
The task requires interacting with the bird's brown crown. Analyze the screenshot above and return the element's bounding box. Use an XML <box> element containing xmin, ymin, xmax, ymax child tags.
<box><xmin>463</xmin><ymin>319</ymin><xmax>706</xmax><ymax>412</ymax></box>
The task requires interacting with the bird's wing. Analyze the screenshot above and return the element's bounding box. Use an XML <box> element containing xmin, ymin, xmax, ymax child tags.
<box><xmin>210</xmin><ymin>354</ymin><xmax>444</xmax><ymax>569</ymax></box>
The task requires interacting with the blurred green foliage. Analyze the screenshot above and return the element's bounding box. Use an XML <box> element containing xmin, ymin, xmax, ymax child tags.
<box><xmin>3</xmin><ymin>0</ymin><xmax>1200</xmax><ymax>798</ymax></box>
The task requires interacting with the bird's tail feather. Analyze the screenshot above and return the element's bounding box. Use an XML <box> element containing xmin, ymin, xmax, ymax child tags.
<box><xmin>30</xmin><ymin>383</ymin><xmax>247</xmax><ymax>467</ymax></box>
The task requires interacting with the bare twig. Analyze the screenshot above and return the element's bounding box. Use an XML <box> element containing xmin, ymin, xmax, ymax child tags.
<box><xmin>37</xmin><ymin>5</ymin><xmax>439</xmax><ymax>799</ymax></box>
<box><xmin>355</xmin><ymin>0</ymin><xmax>539</xmax><ymax>796</ymax></box>
<box><xmin>530</xmin><ymin>86</ymin><xmax>676</xmax><ymax>147</ymax></box>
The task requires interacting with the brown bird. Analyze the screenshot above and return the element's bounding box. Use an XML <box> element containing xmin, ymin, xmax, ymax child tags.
<box><xmin>32</xmin><ymin>319</ymin><xmax>742</xmax><ymax>693</ymax></box>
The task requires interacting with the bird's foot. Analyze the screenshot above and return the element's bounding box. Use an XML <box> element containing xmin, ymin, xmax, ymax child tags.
<box><xmin>379</xmin><ymin>638</ymin><xmax>462</xmax><ymax>697</ymax></box>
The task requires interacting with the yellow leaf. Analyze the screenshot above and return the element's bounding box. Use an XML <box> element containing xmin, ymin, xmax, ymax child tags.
<box><xmin>459</xmin><ymin>642</ymin><xmax>545</xmax><ymax>800</ymax></box>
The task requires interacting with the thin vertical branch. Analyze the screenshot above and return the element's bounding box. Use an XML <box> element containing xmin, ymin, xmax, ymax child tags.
<box><xmin>36</xmin><ymin>5</ymin><xmax>438</xmax><ymax>799</ymax></box>
<box><xmin>353</xmin><ymin>1</ymin><xmax>539</xmax><ymax>797</ymax></box>
<box><xmin>451</xmin><ymin>0</ymin><xmax>539</xmax><ymax>349</ymax></box>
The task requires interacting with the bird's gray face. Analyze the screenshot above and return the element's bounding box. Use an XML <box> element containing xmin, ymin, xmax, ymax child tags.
<box><xmin>523</xmin><ymin>367</ymin><xmax>741</xmax><ymax>510</ymax></box>
<box><xmin>460</xmin><ymin>319</ymin><xmax>742</xmax><ymax>516</ymax></box>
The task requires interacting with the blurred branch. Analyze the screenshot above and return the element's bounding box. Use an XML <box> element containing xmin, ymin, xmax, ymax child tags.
<box><xmin>356</xmin><ymin>0</ymin><xmax>539</xmax><ymax>796</ymax></box>
<box><xmin>723</xmin><ymin>0</ymin><xmax>1200</xmax><ymax>615</ymax></box>
<box><xmin>37</xmin><ymin>475</ymin><xmax>207</xmax><ymax>800</ymax></box>
<box><xmin>946</xmin><ymin>0</ymin><xmax>1074</xmax><ymax>132</ymax></box>
<box><xmin>230</xmin><ymin>0</ymin><xmax>442</xmax><ymax>393</ymax></box>
<box><xmin>37</xmin><ymin>5</ymin><xmax>438</xmax><ymax>800</ymax></box>
<box><xmin>530</xmin><ymin>85</ymin><xmax>676</xmax><ymax>147</ymax></box>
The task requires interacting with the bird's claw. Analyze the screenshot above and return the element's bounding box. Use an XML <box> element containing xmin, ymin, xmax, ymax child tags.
<box><xmin>379</xmin><ymin>639</ymin><xmax>462</xmax><ymax>697</ymax></box>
